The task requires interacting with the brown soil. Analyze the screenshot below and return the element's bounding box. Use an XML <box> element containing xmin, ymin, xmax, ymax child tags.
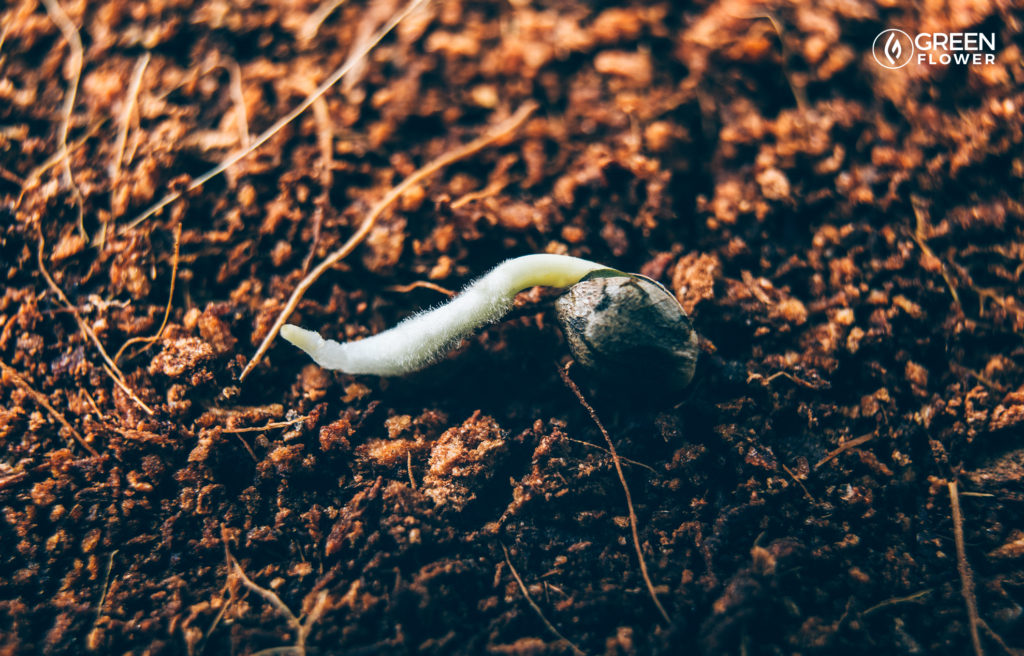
<box><xmin>2</xmin><ymin>1</ymin><xmax>1024</xmax><ymax>654</ymax></box>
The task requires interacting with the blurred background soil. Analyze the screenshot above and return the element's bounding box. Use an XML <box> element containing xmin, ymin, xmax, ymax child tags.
<box><xmin>2</xmin><ymin>0</ymin><xmax>1024</xmax><ymax>654</ymax></box>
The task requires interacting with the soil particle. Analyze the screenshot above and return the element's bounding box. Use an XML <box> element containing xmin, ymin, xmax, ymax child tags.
<box><xmin>148</xmin><ymin>338</ymin><xmax>214</xmax><ymax>379</ymax></box>
<box><xmin>422</xmin><ymin>412</ymin><xmax>509</xmax><ymax>512</ymax></box>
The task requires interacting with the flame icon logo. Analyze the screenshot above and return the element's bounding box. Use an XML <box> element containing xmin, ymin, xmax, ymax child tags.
<box><xmin>885</xmin><ymin>33</ymin><xmax>901</xmax><ymax>65</ymax></box>
<box><xmin>873</xmin><ymin>29</ymin><xmax>914</xmax><ymax>69</ymax></box>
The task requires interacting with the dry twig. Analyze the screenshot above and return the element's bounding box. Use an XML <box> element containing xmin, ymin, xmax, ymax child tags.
<box><xmin>39</xmin><ymin>0</ymin><xmax>87</xmax><ymax>239</ymax></box>
<box><xmin>221</xmin><ymin>416</ymin><xmax>307</xmax><ymax>433</ymax></box>
<box><xmin>231</xmin><ymin>556</ymin><xmax>299</xmax><ymax>629</ymax></box>
<box><xmin>566</xmin><ymin>437</ymin><xmax>658</xmax><ymax>474</ymax></box>
<box><xmin>225</xmin><ymin>56</ymin><xmax>251</xmax><ymax>149</ymax></box>
<box><xmin>950</xmin><ymin>362</ymin><xmax>1006</xmax><ymax>394</ymax></box>
<box><xmin>298</xmin><ymin>0</ymin><xmax>350</xmax><ymax>43</ymax></box>
<box><xmin>301</xmin><ymin>80</ymin><xmax>334</xmax><ymax>273</ymax></box>
<box><xmin>100</xmin><ymin>363</ymin><xmax>153</xmax><ymax>414</ymax></box>
<box><xmin>781</xmin><ymin>462</ymin><xmax>815</xmax><ymax>502</ymax></box>
<box><xmin>114</xmin><ymin>223</ymin><xmax>182</xmax><ymax>363</ymax></box>
<box><xmin>231</xmin><ymin>434</ymin><xmax>259</xmax><ymax>462</ymax></box>
<box><xmin>0</xmin><ymin>358</ymin><xmax>99</xmax><ymax>457</ymax></box>
<box><xmin>0</xmin><ymin>472</ymin><xmax>30</xmax><ymax>492</ymax></box>
<box><xmin>385</xmin><ymin>280</ymin><xmax>456</xmax><ymax>297</ymax></box>
<box><xmin>239</xmin><ymin>100</ymin><xmax>538</xmax><ymax>381</ymax></box>
<box><xmin>0</xmin><ymin>165</ymin><xmax>25</xmax><ymax>186</ymax></box>
<box><xmin>949</xmin><ymin>480</ymin><xmax>984</xmax><ymax>656</ymax></box>
<box><xmin>559</xmin><ymin>362</ymin><xmax>672</xmax><ymax>625</ymax></box>
<box><xmin>860</xmin><ymin>589</ymin><xmax>932</xmax><ymax>617</ymax></box>
<box><xmin>406</xmin><ymin>450</ymin><xmax>417</xmax><ymax>489</ymax></box>
<box><xmin>450</xmin><ymin>177</ymin><xmax>511</xmax><ymax>209</ymax></box>
<box><xmin>501</xmin><ymin>543</ymin><xmax>585</xmax><ymax>656</ymax></box>
<box><xmin>19</xmin><ymin>120</ymin><xmax>104</xmax><ymax>206</ymax></box>
<box><xmin>0</xmin><ymin>18</ymin><xmax>11</xmax><ymax>56</ymax></box>
<box><xmin>121</xmin><ymin>0</ymin><xmax>430</xmax><ymax>233</ymax></box>
<box><xmin>911</xmin><ymin>194</ymin><xmax>962</xmax><ymax>311</ymax></box>
<box><xmin>37</xmin><ymin>234</ymin><xmax>154</xmax><ymax>415</ymax></box>
<box><xmin>311</xmin><ymin>96</ymin><xmax>333</xmax><ymax>193</ymax></box>
<box><xmin>110</xmin><ymin>53</ymin><xmax>151</xmax><ymax>181</ymax></box>
<box><xmin>978</xmin><ymin>620</ymin><xmax>1017</xmax><ymax>656</ymax></box>
<box><xmin>744</xmin><ymin>13</ymin><xmax>808</xmax><ymax>112</ymax></box>
<box><xmin>225</xmin><ymin>542</ymin><xmax>328</xmax><ymax>656</ymax></box>
<box><xmin>194</xmin><ymin>535</ymin><xmax>245</xmax><ymax>656</ymax></box>
<box><xmin>93</xmin><ymin>550</ymin><xmax>118</xmax><ymax>624</ymax></box>
<box><xmin>813</xmin><ymin>433</ymin><xmax>874</xmax><ymax>470</ymax></box>
<box><xmin>748</xmin><ymin>370</ymin><xmax>826</xmax><ymax>389</ymax></box>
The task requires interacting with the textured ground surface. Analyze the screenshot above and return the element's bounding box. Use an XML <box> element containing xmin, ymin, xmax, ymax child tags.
<box><xmin>2</xmin><ymin>0</ymin><xmax>1024</xmax><ymax>654</ymax></box>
